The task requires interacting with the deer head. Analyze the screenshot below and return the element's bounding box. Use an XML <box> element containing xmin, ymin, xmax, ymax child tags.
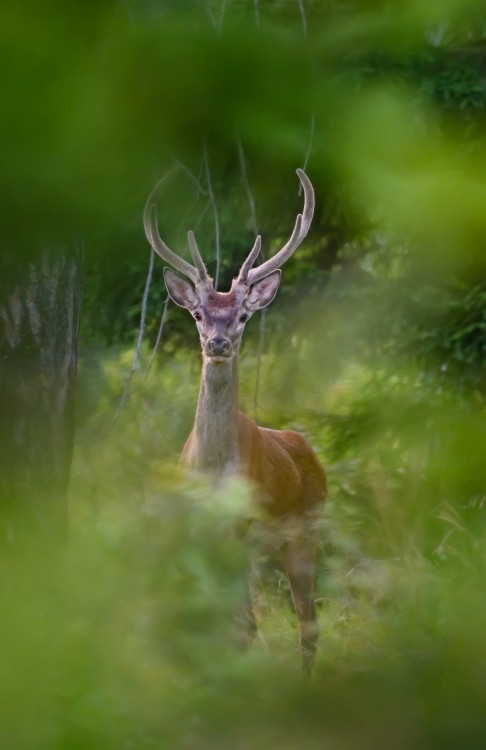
<box><xmin>143</xmin><ymin>169</ymin><xmax>314</xmax><ymax>363</ymax></box>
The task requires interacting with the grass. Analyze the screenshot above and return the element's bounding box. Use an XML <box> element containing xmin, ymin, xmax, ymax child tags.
<box><xmin>1</xmin><ymin>340</ymin><xmax>485</xmax><ymax>749</ymax></box>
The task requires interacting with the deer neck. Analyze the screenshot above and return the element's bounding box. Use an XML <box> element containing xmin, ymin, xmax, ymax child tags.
<box><xmin>192</xmin><ymin>356</ymin><xmax>240</xmax><ymax>476</ymax></box>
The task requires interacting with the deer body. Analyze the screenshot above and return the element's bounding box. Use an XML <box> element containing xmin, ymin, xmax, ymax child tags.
<box><xmin>144</xmin><ymin>169</ymin><xmax>326</xmax><ymax>674</ymax></box>
<box><xmin>183</xmin><ymin>358</ymin><xmax>326</xmax><ymax>514</ymax></box>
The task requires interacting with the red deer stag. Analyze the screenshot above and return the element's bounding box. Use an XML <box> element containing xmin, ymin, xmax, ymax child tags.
<box><xmin>144</xmin><ymin>169</ymin><xmax>326</xmax><ymax>675</ymax></box>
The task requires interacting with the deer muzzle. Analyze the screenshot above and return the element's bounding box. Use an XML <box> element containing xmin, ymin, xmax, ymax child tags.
<box><xmin>208</xmin><ymin>337</ymin><xmax>230</xmax><ymax>356</ymax></box>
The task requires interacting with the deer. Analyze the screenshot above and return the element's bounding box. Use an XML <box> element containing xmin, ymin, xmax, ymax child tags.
<box><xmin>143</xmin><ymin>169</ymin><xmax>327</xmax><ymax>675</ymax></box>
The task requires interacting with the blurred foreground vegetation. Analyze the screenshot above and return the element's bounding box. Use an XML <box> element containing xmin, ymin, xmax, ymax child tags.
<box><xmin>4</xmin><ymin>337</ymin><xmax>485</xmax><ymax>748</ymax></box>
<box><xmin>1</xmin><ymin>0</ymin><xmax>486</xmax><ymax>747</ymax></box>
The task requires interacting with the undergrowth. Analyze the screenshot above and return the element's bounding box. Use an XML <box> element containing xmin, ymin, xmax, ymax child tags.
<box><xmin>2</xmin><ymin>343</ymin><xmax>484</xmax><ymax>749</ymax></box>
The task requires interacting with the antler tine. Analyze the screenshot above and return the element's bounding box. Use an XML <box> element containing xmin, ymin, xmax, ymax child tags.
<box><xmin>143</xmin><ymin>170</ymin><xmax>199</xmax><ymax>284</ymax></box>
<box><xmin>187</xmin><ymin>231</ymin><xmax>209</xmax><ymax>282</ymax></box>
<box><xmin>236</xmin><ymin>235</ymin><xmax>261</xmax><ymax>283</ymax></box>
<box><xmin>247</xmin><ymin>169</ymin><xmax>314</xmax><ymax>285</ymax></box>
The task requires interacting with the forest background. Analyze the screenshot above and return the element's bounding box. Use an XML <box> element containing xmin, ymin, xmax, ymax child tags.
<box><xmin>0</xmin><ymin>1</ymin><xmax>485</xmax><ymax>748</ymax></box>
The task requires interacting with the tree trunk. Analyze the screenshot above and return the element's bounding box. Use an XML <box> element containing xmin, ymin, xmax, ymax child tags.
<box><xmin>0</xmin><ymin>251</ymin><xmax>82</xmax><ymax>544</ymax></box>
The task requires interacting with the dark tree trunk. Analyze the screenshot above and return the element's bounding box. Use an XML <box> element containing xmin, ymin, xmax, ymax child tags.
<box><xmin>0</xmin><ymin>251</ymin><xmax>82</xmax><ymax>544</ymax></box>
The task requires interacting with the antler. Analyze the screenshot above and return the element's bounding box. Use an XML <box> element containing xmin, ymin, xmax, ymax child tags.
<box><xmin>238</xmin><ymin>169</ymin><xmax>314</xmax><ymax>285</ymax></box>
<box><xmin>236</xmin><ymin>235</ymin><xmax>261</xmax><ymax>283</ymax></box>
<box><xmin>145</xmin><ymin>168</ymin><xmax>314</xmax><ymax>289</ymax></box>
<box><xmin>143</xmin><ymin>169</ymin><xmax>208</xmax><ymax>285</ymax></box>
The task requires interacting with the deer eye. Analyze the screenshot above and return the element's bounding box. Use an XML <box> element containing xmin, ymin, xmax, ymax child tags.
<box><xmin>239</xmin><ymin>314</ymin><xmax>248</xmax><ymax>323</ymax></box>
<box><xmin>194</xmin><ymin>312</ymin><xmax>202</xmax><ymax>321</ymax></box>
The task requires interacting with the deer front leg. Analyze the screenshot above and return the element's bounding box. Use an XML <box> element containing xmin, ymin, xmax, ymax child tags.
<box><xmin>282</xmin><ymin>537</ymin><xmax>319</xmax><ymax>677</ymax></box>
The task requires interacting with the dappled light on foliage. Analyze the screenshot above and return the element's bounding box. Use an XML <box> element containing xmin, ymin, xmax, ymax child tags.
<box><xmin>1</xmin><ymin>0</ymin><xmax>485</xmax><ymax>747</ymax></box>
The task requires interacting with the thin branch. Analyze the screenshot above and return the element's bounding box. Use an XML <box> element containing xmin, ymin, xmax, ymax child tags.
<box><xmin>165</xmin><ymin>154</ymin><xmax>209</xmax><ymax>248</ymax></box>
<box><xmin>174</xmin><ymin>192</ymin><xmax>210</xmax><ymax>249</ymax></box>
<box><xmin>206</xmin><ymin>3</ymin><xmax>218</xmax><ymax>31</ymax></box>
<box><xmin>236</xmin><ymin>137</ymin><xmax>268</xmax><ymax>425</ymax></box>
<box><xmin>218</xmin><ymin>0</ymin><xmax>228</xmax><ymax>31</ymax></box>
<box><xmin>113</xmin><ymin>248</ymin><xmax>155</xmax><ymax>420</ymax></box>
<box><xmin>145</xmin><ymin>294</ymin><xmax>170</xmax><ymax>379</ymax></box>
<box><xmin>169</xmin><ymin>153</ymin><xmax>208</xmax><ymax>197</ymax></box>
<box><xmin>237</xmin><ymin>137</ymin><xmax>258</xmax><ymax>234</ymax></box>
<box><xmin>207</xmin><ymin>0</ymin><xmax>226</xmax><ymax>33</ymax></box>
<box><xmin>302</xmin><ymin>113</ymin><xmax>315</xmax><ymax>173</ymax></box>
<box><xmin>253</xmin><ymin>309</ymin><xmax>267</xmax><ymax>424</ymax></box>
<box><xmin>297</xmin><ymin>0</ymin><xmax>308</xmax><ymax>38</ymax></box>
<box><xmin>203</xmin><ymin>145</ymin><xmax>221</xmax><ymax>289</ymax></box>
<box><xmin>193</xmin><ymin>199</ymin><xmax>212</xmax><ymax>233</ymax></box>
<box><xmin>254</xmin><ymin>0</ymin><xmax>260</xmax><ymax>28</ymax></box>
<box><xmin>299</xmin><ymin>112</ymin><xmax>315</xmax><ymax>196</ymax></box>
<box><xmin>296</xmin><ymin>0</ymin><xmax>315</xmax><ymax>197</ymax></box>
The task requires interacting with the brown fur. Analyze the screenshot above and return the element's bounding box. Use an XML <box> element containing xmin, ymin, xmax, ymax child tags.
<box><xmin>205</xmin><ymin>288</ymin><xmax>239</xmax><ymax>309</ymax></box>
<box><xmin>236</xmin><ymin>411</ymin><xmax>327</xmax><ymax>517</ymax></box>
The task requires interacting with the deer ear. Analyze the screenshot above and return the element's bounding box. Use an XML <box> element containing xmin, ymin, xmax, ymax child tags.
<box><xmin>246</xmin><ymin>270</ymin><xmax>281</xmax><ymax>311</ymax></box>
<box><xmin>163</xmin><ymin>268</ymin><xmax>198</xmax><ymax>309</ymax></box>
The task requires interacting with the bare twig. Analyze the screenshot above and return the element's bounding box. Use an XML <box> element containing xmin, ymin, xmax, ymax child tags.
<box><xmin>169</xmin><ymin>153</ymin><xmax>208</xmax><ymax>197</ymax></box>
<box><xmin>236</xmin><ymin>137</ymin><xmax>267</xmax><ymax>424</ymax></box>
<box><xmin>302</xmin><ymin>113</ymin><xmax>315</xmax><ymax>173</ymax></box>
<box><xmin>297</xmin><ymin>0</ymin><xmax>308</xmax><ymax>37</ymax></box>
<box><xmin>207</xmin><ymin>0</ymin><xmax>227</xmax><ymax>33</ymax></box>
<box><xmin>299</xmin><ymin>112</ymin><xmax>315</xmax><ymax>196</ymax></box>
<box><xmin>113</xmin><ymin>248</ymin><xmax>155</xmax><ymax>420</ymax></box>
<box><xmin>145</xmin><ymin>294</ymin><xmax>170</xmax><ymax>379</ymax></box>
<box><xmin>167</xmin><ymin>155</ymin><xmax>209</xmax><ymax>248</ymax></box>
<box><xmin>206</xmin><ymin>3</ymin><xmax>217</xmax><ymax>31</ymax></box>
<box><xmin>254</xmin><ymin>0</ymin><xmax>260</xmax><ymax>28</ymax></box>
<box><xmin>254</xmin><ymin>309</ymin><xmax>267</xmax><ymax>424</ymax></box>
<box><xmin>203</xmin><ymin>145</ymin><xmax>221</xmax><ymax>289</ymax></box>
<box><xmin>175</xmin><ymin>192</ymin><xmax>210</xmax><ymax>249</ymax></box>
<box><xmin>219</xmin><ymin>0</ymin><xmax>228</xmax><ymax>31</ymax></box>
<box><xmin>296</xmin><ymin>0</ymin><xmax>315</xmax><ymax>197</ymax></box>
<box><xmin>193</xmin><ymin>199</ymin><xmax>212</xmax><ymax>234</ymax></box>
<box><xmin>237</xmin><ymin>137</ymin><xmax>258</xmax><ymax>234</ymax></box>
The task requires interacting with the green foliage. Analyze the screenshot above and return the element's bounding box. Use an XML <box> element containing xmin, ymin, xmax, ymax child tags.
<box><xmin>3</xmin><ymin>339</ymin><xmax>486</xmax><ymax>748</ymax></box>
<box><xmin>4</xmin><ymin>0</ymin><xmax>484</xmax><ymax>350</ymax></box>
<box><xmin>2</xmin><ymin>0</ymin><xmax>486</xmax><ymax>746</ymax></box>
<box><xmin>386</xmin><ymin>280</ymin><xmax>486</xmax><ymax>386</ymax></box>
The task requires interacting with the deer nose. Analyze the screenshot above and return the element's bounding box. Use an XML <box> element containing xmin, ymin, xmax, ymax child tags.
<box><xmin>208</xmin><ymin>337</ymin><xmax>230</xmax><ymax>355</ymax></box>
